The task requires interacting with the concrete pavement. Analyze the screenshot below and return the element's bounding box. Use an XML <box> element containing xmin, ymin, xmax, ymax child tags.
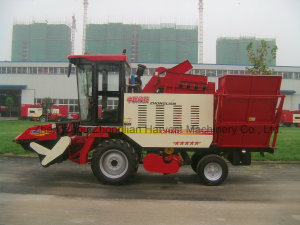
<box><xmin>0</xmin><ymin>156</ymin><xmax>300</xmax><ymax>225</ymax></box>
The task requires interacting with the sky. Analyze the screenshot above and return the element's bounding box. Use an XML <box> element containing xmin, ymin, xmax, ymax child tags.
<box><xmin>0</xmin><ymin>0</ymin><xmax>299</xmax><ymax>66</ymax></box>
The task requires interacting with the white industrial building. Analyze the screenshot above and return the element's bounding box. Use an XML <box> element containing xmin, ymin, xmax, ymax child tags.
<box><xmin>0</xmin><ymin>61</ymin><xmax>299</xmax><ymax>116</ymax></box>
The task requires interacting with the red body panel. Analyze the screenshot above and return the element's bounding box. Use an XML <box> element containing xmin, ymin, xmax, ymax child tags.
<box><xmin>15</xmin><ymin>123</ymin><xmax>57</xmax><ymax>142</ymax></box>
<box><xmin>214</xmin><ymin>75</ymin><xmax>284</xmax><ymax>149</ymax></box>
<box><xmin>70</xmin><ymin>113</ymin><xmax>79</xmax><ymax>120</ymax></box>
<box><xmin>67</xmin><ymin>125</ymin><xmax>119</xmax><ymax>164</ymax></box>
<box><xmin>0</xmin><ymin>106</ymin><xmax>8</xmax><ymax>112</ymax></box>
<box><xmin>281</xmin><ymin>110</ymin><xmax>293</xmax><ymax>123</ymax></box>
<box><xmin>281</xmin><ymin>110</ymin><xmax>300</xmax><ymax>125</ymax></box>
<box><xmin>21</xmin><ymin>104</ymin><xmax>40</xmax><ymax>117</ymax></box>
<box><xmin>57</xmin><ymin>105</ymin><xmax>68</xmax><ymax>117</ymax></box>
<box><xmin>20</xmin><ymin>104</ymin><xmax>68</xmax><ymax>120</ymax></box>
<box><xmin>143</xmin><ymin>154</ymin><xmax>182</xmax><ymax>174</ymax></box>
<box><xmin>142</xmin><ymin>60</ymin><xmax>215</xmax><ymax>94</ymax></box>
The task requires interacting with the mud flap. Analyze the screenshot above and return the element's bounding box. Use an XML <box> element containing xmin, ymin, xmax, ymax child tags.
<box><xmin>30</xmin><ymin>136</ymin><xmax>71</xmax><ymax>167</ymax></box>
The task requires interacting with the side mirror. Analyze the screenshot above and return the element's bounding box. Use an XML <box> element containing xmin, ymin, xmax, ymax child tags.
<box><xmin>67</xmin><ymin>63</ymin><xmax>72</xmax><ymax>77</ymax></box>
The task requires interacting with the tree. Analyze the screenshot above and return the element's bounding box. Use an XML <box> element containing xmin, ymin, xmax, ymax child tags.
<box><xmin>246</xmin><ymin>40</ymin><xmax>278</xmax><ymax>75</ymax></box>
<box><xmin>5</xmin><ymin>96</ymin><xmax>14</xmax><ymax>117</ymax></box>
<box><xmin>41</xmin><ymin>97</ymin><xmax>53</xmax><ymax>122</ymax></box>
<box><xmin>42</xmin><ymin>97</ymin><xmax>53</xmax><ymax>111</ymax></box>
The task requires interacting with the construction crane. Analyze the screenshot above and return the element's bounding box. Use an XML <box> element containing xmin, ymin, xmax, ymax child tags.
<box><xmin>71</xmin><ymin>15</ymin><xmax>77</xmax><ymax>55</ymax></box>
<box><xmin>82</xmin><ymin>0</ymin><xmax>88</xmax><ymax>54</ymax></box>
<box><xmin>198</xmin><ymin>0</ymin><xmax>204</xmax><ymax>64</ymax></box>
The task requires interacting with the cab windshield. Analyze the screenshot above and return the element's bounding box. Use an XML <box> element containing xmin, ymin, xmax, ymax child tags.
<box><xmin>77</xmin><ymin>65</ymin><xmax>92</xmax><ymax>121</ymax></box>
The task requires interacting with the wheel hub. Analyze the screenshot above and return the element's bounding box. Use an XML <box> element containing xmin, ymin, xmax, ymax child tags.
<box><xmin>111</xmin><ymin>159</ymin><xmax>118</xmax><ymax>167</ymax></box>
<box><xmin>204</xmin><ymin>162</ymin><xmax>222</xmax><ymax>181</ymax></box>
<box><xmin>100</xmin><ymin>149</ymin><xmax>128</xmax><ymax>179</ymax></box>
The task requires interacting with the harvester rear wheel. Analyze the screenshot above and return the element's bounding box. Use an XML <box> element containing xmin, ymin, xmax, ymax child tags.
<box><xmin>196</xmin><ymin>154</ymin><xmax>228</xmax><ymax>186</ymax></box>
<box><xmin>191</xmin><ymin>151</ymin><xmax>209</xmax><ymax>172</ymax></box>
<box><xmin>91</xmin><ymin>139</ymin><xmax>138</xmax><ymax>185</ymax></box>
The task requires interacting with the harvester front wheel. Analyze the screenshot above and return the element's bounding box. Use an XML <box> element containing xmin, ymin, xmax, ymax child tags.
<box><xmin>91</xmin><ymin>139</ymin><xmax>138</xmax><ymax>185</ymax></box>
<box><xmin>196</xmin><ymin>154</ymin><xmax>228</xmax><ymax>186</ymax></box>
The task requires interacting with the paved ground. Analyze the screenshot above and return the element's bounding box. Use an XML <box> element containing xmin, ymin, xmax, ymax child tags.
<box><xmin>0</xmin><ymin>156</ymin><xmax>300</xmax><ymax>225</ymax></box>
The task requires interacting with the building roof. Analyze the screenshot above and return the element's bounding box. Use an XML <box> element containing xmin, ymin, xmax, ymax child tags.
<box><xmin>0</xmin><ymin>85</ymin><xmax>27</xmax><ymax>89</ymax></box>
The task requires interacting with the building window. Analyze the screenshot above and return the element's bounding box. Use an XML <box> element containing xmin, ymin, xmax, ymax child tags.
<box><xmin>148</xmin><ymin>68</ymin><xmax>155</xmax><ymax>76</ymax></box>
<box><xmin>228</xmin><ymin>70</ymin><xmax>239</xmax><ymax>74</ymax></box>
<box><xmin>282</xmin><ymin>72</ymin><xmax>292</xmax><ymax>79</ymax></box>
<box><xmin>69</xmin><ymin>105</ymin><xmax>74</xmax><ymax>113</ymax></box>
<box><xmin>71</xmin><ymin>67</ymin><xmax>75</xmax><ymax>74</ymax></box>
<box><xmin>59</xmin><ymin>68</ymin><xmax>65</xmax><ymax>74</ymax></box>
<box><xmin>206</xmin><ymin>70</ymin><xmax>216</xmax><ymax>77</ymax></box>
<box><xmin>16</xmin><ymin>67</ymin><xmax>27</xmax><ymax>74</ymax></box>
<box><xmin>273</xmin><ymin>71</ymin><xmax>281</xmax><ymax>76</ymax></box>
<box><xmin>217</xmin><ymin>70</ymin><xmax>227</xmax><ymax>76</ymax></box>
<box><xmin>38</xmin><ymin>67</ymin><xmax>48</xmax><ymax>74</ymax></box>
<box><xmin>199</xmin><ymin>69</ymin><xmax>206</xmax><ymax>75</ymax></box>
<box><xmin>50</xmin><ymin>67</ymin><xmax>59</xmax><ymax>74</ymax></box>
<box><xmin>11</xmin><ymin>67</ymin><xmax>16</xmax><ymax>74</ymax></box>
<box><xmin>294</xmin><ymin>72</ymin><xmax>300</xmax><ymax>79</ymax></box>
<box><xmin>28</xmin><ymin>67</ymin><xmax>38</xmax><ymax>74</ymax></box>
<box><xmin>192</xmin><ymin>69</ymin><xmax>198</xmax><ymax>75</ymax></box>
<box><xmin>0</xmin><ymin>67</ymin><xmax>6</xmax><ymax>74</ymax></box>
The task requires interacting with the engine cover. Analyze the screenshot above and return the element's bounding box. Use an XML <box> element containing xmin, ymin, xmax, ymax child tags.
<box><xmin>123</xmin><ymin>93</ymin><xmax>214</xmax><ymax>148</ymax></box>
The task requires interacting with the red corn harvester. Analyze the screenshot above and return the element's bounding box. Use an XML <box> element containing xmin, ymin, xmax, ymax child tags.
<box><xmin>14</xmin><ymin>53</ymin><xmax>284</xmax><ymax>185</ymax></box>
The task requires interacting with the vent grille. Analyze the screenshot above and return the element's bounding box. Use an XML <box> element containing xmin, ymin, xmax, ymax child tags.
<box><xmin>173</xmin><ymin>105</ymin><xmax>182</xmax><ymax>128</ymax></box>
<box><xmin>155</xmin><ymin>105</ymin><xmax>165</xmax><ymax>128</ymax></box>
<box><xmin>190</xmin><ymin>105</ymin><xmax>200</xmax><ymax>127</ymax></box>
<box><xmin>138</xmin><ymin>105</ymin><xmax>147</xmax><ymax>128</ymax></box>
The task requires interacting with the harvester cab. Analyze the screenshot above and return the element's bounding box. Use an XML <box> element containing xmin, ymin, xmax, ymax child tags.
<box><xmin>68</xmin><ymin>54</ymin><xmax>141</xmax><ymax>126</ymax></box>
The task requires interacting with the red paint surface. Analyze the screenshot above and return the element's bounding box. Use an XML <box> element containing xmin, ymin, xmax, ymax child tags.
<box><xmin>143</xmin><ymin>154</ymin><xmax>182</xmax><ymax>174</ymax></box>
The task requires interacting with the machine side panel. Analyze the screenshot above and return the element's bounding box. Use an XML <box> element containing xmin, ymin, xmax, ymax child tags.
<box><xmin>123</xmin><ymin>93</ymin><xmax>214</xmax><ymax>148</ymax></box>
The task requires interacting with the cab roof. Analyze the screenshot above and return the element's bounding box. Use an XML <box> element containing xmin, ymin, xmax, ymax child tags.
<box><xmin>68</xmin><ymin>54</ymin><xmax>130</xmax><ymax>67</ymax></box>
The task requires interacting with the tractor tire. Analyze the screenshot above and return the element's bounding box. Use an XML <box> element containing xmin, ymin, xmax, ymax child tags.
<box><xmin>91</xmin><ymin>139</ymin><xmax>138</xmax><ymax>185</ymax></box>
<box><xmin>191</xmin><ymin>151</ymin><xmax>209</xmax><ymax>172</ymax></box>
<box><xmin>196</xmin><ymin>154</ymin><xmax>228</xmax><ymax>186</ymax></box>
<box><xmin>40</xmin><ymin>116</ymin><xmax>46</xmax><ymax>122</ymax></box>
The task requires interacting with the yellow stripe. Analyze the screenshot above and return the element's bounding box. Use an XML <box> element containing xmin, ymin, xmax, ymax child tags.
<box><xmin>121</xmin><ymin>128</ymin><xmax>212</xmax><ymax>135</ymax></box>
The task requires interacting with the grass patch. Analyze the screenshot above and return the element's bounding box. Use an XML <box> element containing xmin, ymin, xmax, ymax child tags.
<box><xmin>252</xmin><ymin>127</ymin><xmax>300</xmax><ymax>161</ymax></box>
<box><xmin>0</xmin><ymin>121</ymin><xmax>299</xmax><ymax>161</ymax></box>
<box><xmin>0</xmin><ymin>120</ymin><xmax>48</xmax><ymax>155</ymax></box>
